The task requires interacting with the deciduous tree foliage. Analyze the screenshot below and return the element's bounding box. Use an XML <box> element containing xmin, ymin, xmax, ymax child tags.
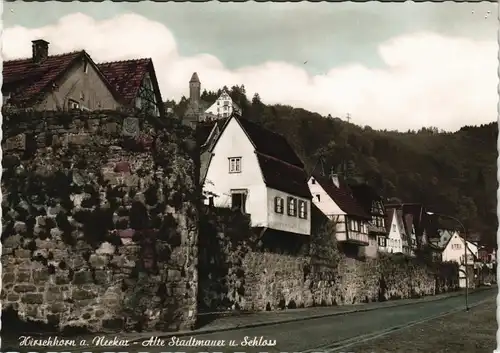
<box><xmin>171</xmin><ymin>86</ymin><xmax>498</xmax><ymax>247</ymax></box>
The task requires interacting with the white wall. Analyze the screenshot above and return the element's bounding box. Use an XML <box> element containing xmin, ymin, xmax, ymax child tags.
<box><xmin>442</xmin><ymin>232</ymin><xmax>476</xmax><ymax>264</ymax></box>
<box><xmin>202</xmin><ymin>118</ymin><xmax>268</xmax><ymax>227</ymax></box>
<box><xmin>266</xmin><ymin>188</ymin><xmax>311</xmax><ymax>235</ymax></box>
<box><xmin>308</xmin><ymin>177</ymin><xmax>345</xmax><ymax>217</ymax></box>
<box><xmin>385</xmin><ymin>212</ymin><xmax>403</xmax><ymax>254</ymax></box>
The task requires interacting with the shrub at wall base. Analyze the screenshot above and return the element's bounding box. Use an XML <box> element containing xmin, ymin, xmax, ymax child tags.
<box><xmin>1</xmin><ymin>110</ymin><xmax>199</xmax><ymax>333</ymax></box>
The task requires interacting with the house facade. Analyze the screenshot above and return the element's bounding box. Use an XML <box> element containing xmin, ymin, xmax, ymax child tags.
<box><xmin>349</xmin><ymin>183</ymin><xmax>387</xmax><ymax>258</ymax></box>
<box><xmin>202</xmin><ymin>116</ymin><xmax>311</xmax><ymax>236</ymax></box>
<box><xmin>204</xmin><ymin>90</ymin><xmax>242</xmax><ymax>120</ymax></box>
<box><xmin>441</xmin><ymin>231</ymin><xmax>477</xmax><ymax>264</ymax></box>
<box><xmin>3</xmin><ymin>39</ymin><xmax>163</xmax><ymax>116</ymax></box>
<box><xmin>97</xmin><ymin>58</ymin><xmax>163</xmax><ymax>117</ymax></box>
<box><xmin>308</xmin><ymin>174</ymin><xmax>371</xmax><ymax>247</ymax></box>
<box><xmin>383</xmin><ymin>208</ymin><xmax>408</xmax><ymax>254</ymax></box>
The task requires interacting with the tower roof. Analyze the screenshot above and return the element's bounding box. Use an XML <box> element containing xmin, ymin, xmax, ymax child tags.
<box><xmin>190</xmin><ymin>72</ymin><xmax>200</xmax><ymax>83</ymax></box>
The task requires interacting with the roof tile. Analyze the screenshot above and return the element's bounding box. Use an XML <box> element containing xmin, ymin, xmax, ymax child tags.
<box><xmin>97</xmin><ymin>59</ymin><xmax>151</xmax><ymax>104</ymax></box>
<box><xmin>3</xmin><ymin>51</ymin><xmax>84</xmax><ymax>105</ymax></box>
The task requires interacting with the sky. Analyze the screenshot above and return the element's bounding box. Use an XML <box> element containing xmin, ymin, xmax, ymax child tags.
<box><xmin>2</xmin><ymin>2</ymin><xmax>498</xmax><ymax>131</ymax></box>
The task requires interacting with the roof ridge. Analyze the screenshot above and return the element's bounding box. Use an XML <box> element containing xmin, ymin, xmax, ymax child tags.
<box><xmin>4</xmin><ymin>50</ymin><xmax>84</xmax><ymax>63</ymax></box>
<box><xmin>97</xmin><ymin>58</ymin><xmax>151</xmax><ymax>65</ymax></box>
<box><xmin>255</xmin><ymin>151</ymin><xmax>305</xmax><ymax>171</ymax></box>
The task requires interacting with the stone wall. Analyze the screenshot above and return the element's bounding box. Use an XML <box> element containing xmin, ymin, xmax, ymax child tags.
<box><xmin>1</xmin><ymin>110</ymin><xmax>199</xmax><ymax>333</ymax></box>
<box><xmin>198</xmin><ymin>207</ymin><xmax>459</xmax><ymax>312</ymax></box>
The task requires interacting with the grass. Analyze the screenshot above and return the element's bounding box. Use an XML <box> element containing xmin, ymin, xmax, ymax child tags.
<box><xmin>349</xmin><ymin>298</ymin><xmax>497</xmax><ymax>353</ymax></box>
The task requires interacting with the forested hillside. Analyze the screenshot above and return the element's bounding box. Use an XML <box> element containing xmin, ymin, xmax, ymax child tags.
<box><xmin>166</xmin><ymin>85</ymin><xmax>498</xmax><ymax>247</ymax></box>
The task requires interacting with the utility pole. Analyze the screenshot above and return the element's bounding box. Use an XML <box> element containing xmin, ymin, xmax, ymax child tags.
<box><xmin>346</xmin><ymin>113</ymin><xmax>351</xmax><ymax>123</ymax></box>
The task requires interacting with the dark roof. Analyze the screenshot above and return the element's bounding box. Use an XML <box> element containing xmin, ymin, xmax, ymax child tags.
<box><xmin>385</xmin><ymin>208</ymin><xmax>395</xmax><ymax>233</ymax></box>
<box><xmin>312</xmin><ymin>174</ymin><xmax>370</xmax><ymax>219</ymax></box>
<box><xmin>190</xmin><ymin>72</ymin><xmax>200</xmax><ymax>83</ymax></box>
<box><xmin>196</xmin><ymin>121</ymin><xmax>217</xmax><ymax>146</ymax></box>
<box><xmin>97</xmin><ymin>58</ymin><xmax>152</xmax><ymax>104</ymax></box>
<box><xmin>3</xmin><ymin>51</ymin><xmax>85</xmax><ymax>105</ymax></box>
<box><xmin>256</xmin><ymin>153</ymin><xmax>311</xmax><ymax>199</ymax></box>
<box><xmin>236</xmin><ymin>117</ymin><xmax>304</xmax><ymax>168</ymax></box>
<box><xmin>349</xmin><ymin>183</ymin><xmax>385</xmax><ymax>215</ymax></box>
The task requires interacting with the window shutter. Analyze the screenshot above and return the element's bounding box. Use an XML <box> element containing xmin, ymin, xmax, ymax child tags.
<box><xmin>287</xmin><ymin>197</ymin><xmax>292</xmax><ymax>215</ymax></box>
<box><xmin>293</xmin><ymin>198</ymin><xmax>298</xmax><ymax>216</ymax></box>
<box><xmin>274</xmin><ymin>197</ymin><xmax>279</xmax><ymax>213</ymax></box>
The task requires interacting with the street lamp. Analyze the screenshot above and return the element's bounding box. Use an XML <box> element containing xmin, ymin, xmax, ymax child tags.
<box><xmin>426</xmin><ymin>211</ymin><xmax>469</xmax><ymax>311</ymax></box>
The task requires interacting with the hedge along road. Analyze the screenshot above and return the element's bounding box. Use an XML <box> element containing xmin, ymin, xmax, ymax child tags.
<box><xmin>10</xmin><ymin>288</ymin><xmax>495</xmax><ymax>353</ymax></box>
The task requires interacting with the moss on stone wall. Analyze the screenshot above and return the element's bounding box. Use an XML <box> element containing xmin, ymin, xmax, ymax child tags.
<box><xmin>1</xmin><ymin>110</ymin><xmax>199</xmax><ymax>333</ymax></box>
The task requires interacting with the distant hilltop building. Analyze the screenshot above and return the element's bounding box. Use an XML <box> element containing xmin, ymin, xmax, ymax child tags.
<box><xmin>205</xmin><ymin>90</ymin><xmax>242</xmax><ymax>118</ymax></box>
<box><xmin>183</xmin><ymin>72</ymin><xmax>241</xmax><ymax>128</ymax></box>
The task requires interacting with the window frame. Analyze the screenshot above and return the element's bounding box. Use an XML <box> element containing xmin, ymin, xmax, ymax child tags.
<box><xmin>228</xmin><ymin>157</ymin><xmax>242</xmax><ymax>173</ymax></box>
<box><xmin>298</xmin><ymin>200</ymin><xmax>308</xmax><ymax>219</ymax></box>
<box><xmin>274</xmin><ymin>197</ymin><xmax>284</xmax><ymax>214</ymax></box>
<box><xmin>287</xmin><ymin>197</ymin><xmax>298</xmax><ymax>217</ymax></box>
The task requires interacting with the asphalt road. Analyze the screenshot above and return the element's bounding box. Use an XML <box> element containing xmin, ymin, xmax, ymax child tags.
<box><xmin>7</xmin><ymin>288</ymin><xmax>495</xmax><ymax>353</ymax></box>
<box><xmin>137</xmin><ymin>288</ymin><xmax>495</xmax><ymax>353</ymax></box>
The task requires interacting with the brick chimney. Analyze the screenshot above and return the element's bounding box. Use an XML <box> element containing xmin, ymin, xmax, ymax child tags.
<box><xmin>32</xmin><ymin>39</ymin><xmax>49</xmax><ymax>64</ymax></box>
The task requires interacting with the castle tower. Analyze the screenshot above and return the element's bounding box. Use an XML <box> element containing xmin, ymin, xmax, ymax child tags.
<box><xmin>189</xmin><ymin>72</ymin><xmax>201</xmax><ymax>105</ymax></box>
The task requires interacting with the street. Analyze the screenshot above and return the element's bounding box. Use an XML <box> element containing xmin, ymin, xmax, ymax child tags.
<box><xmin>5</xmin><ymin>288</ymin><xmax>494</xmax><ymax>353</ymax></box>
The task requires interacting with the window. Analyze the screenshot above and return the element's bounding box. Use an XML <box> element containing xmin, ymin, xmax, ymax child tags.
<box><xmin>378</xmin><ymin>237</ymin><xmax>386</xmax><ymax>247</ymax></box>
<box><xmin>231</xmin><ymin>190</ymin><xmax>247</xmax><ymax>213</ymax></box>
<box><xmin>68</xmin><ymin>99</ymin><xmax>80</xmax><ymax>110</ymax></box>
<box><xmin>217</xmin><ymin>101</ymin><xmax>220</xmax><ymax>106</ymax></box>
<box><xmin>274</xmin><ymin>197</ymin><xmax>284</xmax><ymax>214</ymax></box>
<box><xmin>208</xmin><ymin>197</ymin><xmax>214</xmax><ymax>207</ymax></box>
<box><xmin>287</xmin><ymin>197</ymin><xmax>297</xmax><ymax>217</ymax></box>
<box><xmin>392</xmin><ymin>224</ymin><xmax>396</xmax><ymax>232</ymax></box>
<box><xmin>311</xmin><ymin>178</ymin><xmax>316</xmax><ymax>184</ymax></box>
<box><xmin>228</xmin><ymin>157</ymin><xmax>242</xmax><ymax>173</ymax></box>
<box><xmin>316</xmin><ymin>194</ymin><xmax>321</xmax><ymax>202</ymax></box>
<box><xmin>350</xmin><ymin>219</ymin><xmax>360</xmax><ymax>232</ymax></box>
<box><xmin>83</xmin><ymin>60</ymin><xmax>88</xmax><ymax>74</ymax></box>
<box><xmin>298</xmin><ymin>200</ymin><xmax>308</xmax><ymax>219</ymax></box>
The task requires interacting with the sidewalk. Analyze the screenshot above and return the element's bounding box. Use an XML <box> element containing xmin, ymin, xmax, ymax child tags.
<box><xmin>123</xmin><ymin>286</ymin><xmax>493</xmax><ymax>343</ymax></box>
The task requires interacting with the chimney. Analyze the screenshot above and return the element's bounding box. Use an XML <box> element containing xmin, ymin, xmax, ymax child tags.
<box><xmin>32</xmin><ymin>39</ymin><xmax>49</xmax><ymax>64</ymax></box>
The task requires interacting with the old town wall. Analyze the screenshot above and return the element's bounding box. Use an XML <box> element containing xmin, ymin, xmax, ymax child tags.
<box><xmin>1</xmin><ymin>109</ymin><xmax>199</xmax><ymax>333</ymax></box>
<box><xmin>198</xmin><ymin>207</ymin><xmax>459</xmax><ymax>312</ymax></box>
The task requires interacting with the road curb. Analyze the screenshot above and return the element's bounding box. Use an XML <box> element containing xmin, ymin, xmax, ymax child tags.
<box><xmin>129</xmin><ymin>287</ymin><xmax>493</xmax><ymax>343</ymax></box>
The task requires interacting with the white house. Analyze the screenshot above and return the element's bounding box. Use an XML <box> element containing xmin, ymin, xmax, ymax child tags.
<box><xmin>204</xmin><ymin>90</ymin><xmax>242</xmax><ymax>120</ymax></box>
<box><xmin>382</xmin><ymin>208</ymin><xmax>408</xmax><ymax>254</ymax></box>
<box><xmin>440</xmin><ymin>231</ymin><xmax>478</xmax><ymax>288</ymax></box>
<box><xmin>441</xmin><ymin>231</ymin><xmax>478</xmax><ymax>264</ymax></box>
<box><xmin>307</xmin><ymin>174</ymin><xmax>371</xmax><ymax>246</ymax></box>
<box><xmin>202</xmin><ymin>116</ymin><xmax>312</xmax><ymax>236</ymax></box>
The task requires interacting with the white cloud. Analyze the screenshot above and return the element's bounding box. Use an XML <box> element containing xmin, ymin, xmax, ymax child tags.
<box><xmin>3</xmin><ymin>13</ymin><xmax>496</xmax><ymax>131</ymax></box>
